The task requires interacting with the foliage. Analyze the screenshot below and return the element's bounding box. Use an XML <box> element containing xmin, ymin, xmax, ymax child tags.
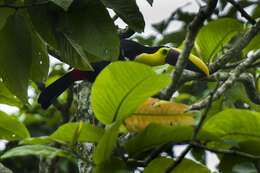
<box><xmin>0</xmin><ymin>0</ymin><xmax>260</xmax><ymax>173</ymax></box>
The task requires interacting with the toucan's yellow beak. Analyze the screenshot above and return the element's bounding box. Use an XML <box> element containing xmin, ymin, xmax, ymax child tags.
<box><xmin>166</xmin><ymin>48</ymin><xmax>210</xmax><ymax>77</ymax></box>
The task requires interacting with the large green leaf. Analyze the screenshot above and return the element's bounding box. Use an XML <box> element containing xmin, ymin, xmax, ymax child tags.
<box><xmin>0</xmin><ymin>8</ymin><xmax>14</xmax><ymax>30</ymax></box>
<box><xmin>143</xmin><ymin>157</ymin><xmax>210</xmax><ymax>173</ymax></box>
<box><xmin>50</xmin><ymin>0</ymin><xmax>73</xmax><ymax>11</ymax></box>
<box><xmin>27</xmin><ymin>1</ymin><xmax>93</xmax><ymax>70</ymax></box>
<box><xmin>196</xmin><ymin>18</ymin><xmax>243</xmax><ymax>61</ymax></box>
<box><xmin>91</xmin><ymin>61</ymin><xmax>171</xmax><ymax>124</ymax></box>
<box><xmin>0</xmin><ymin>14</ymin><xmax>32</xmax><ymax>102</ymax></box>
<box><xmin>100</xmin><ymin>0</ymin><xmax>145</xmax><ymax>32</ymax></box>
<box><xmin>50</xmin><ymin>122</ymin><xmax>104</xmax><ymax>143</ymax></box>
<box><xmin>0</xmin><ymin>145</ymin><xmax>71</xmax><ymax>159</ymax></box>
<box><xmin>26</xmin><ymin>0</ymin><xmax>58</xmax><ymax>50</ymax></box>
<box><xmin>202</xmin><ymin>109</ymin><xmax>260</xmax><ymax>142</ymax></box>
<box><xmin>0</xmin><ymin>82</ymin><xmax>23</xmax><ymax>107</ymax></box>
<box><xmin>55</xmin><ymin>32</ymin><xmax>93</xmax><ymax>70</ymax></box>
<box><xmin>30</xmin><ymin>30</ymin><xmax>49</xmax><ymax>82</ymax></box>
<box><xmin>0</xmin><ymin>111</ymin><xmax>30</xmax><ymax>141</ymax></box>
<box><xmin>93</xmin><ymin>121</ymin><xmax>121</xmax><ymax>164</ymax></box>
<box><xmin>69</xmin><ymin>1</ymin><xmax>119</xmax><ymax>62</ymax></box>
<box><xmin>125</xmin><ymin>123</ymin><xmax>217</xmax><ymax>156</ymax></box>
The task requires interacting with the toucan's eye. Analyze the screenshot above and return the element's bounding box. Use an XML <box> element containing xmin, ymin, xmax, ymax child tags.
<box><xmin>162</xmin><ymin>49</ymin><xmax>168</xmax><ymax>55</ymax></box>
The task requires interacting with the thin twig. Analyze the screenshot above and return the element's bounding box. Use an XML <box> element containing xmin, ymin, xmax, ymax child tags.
<box><xmin>191</xmin><ymin>141</ymin><xmax>260</xmax><ymax>160</ymax></box>
<box><xmin>222</xmin><ymin>60</ymin><xmax>260</xmax><ymax>69</ymax></box>
<box><xmin>227</xmin><ymin>0</ymin><xmax>256</xmax><ymax>25</ymax></box>
<box><xmin>254</xmin><ymin>160</ymin><xmax>260</xmax><ymax>173</ymax></box>
<box><xmin>210</xmin><ymin>20</ymin><xmax>260</xmax><ymax>73</ymax></box>
<box><xmin>164</xmin><ymin>145</ymin><xmax>192</xmax><ymax>173</ymax></box>
<box><xmin>164</xmin><ymin>79</ymin><xmax>216</xmax><ymax>173</ymax></box>
<box><xmin>191</xmin><ymin>87</ymin><xmax>216</xmax><ymax>140</ymax></box>
<box><xmin>119</xmin><ymin>27</ymin><xmax>135</xmax><ymax>39</ymax></box>
<box><xmin>188</xmin><ymin>49</ymin><xmax>260</xmax><ymax>111</ymax></box>
<box><xmin>112</xmin><ymin>14</ymin><xmax>119</xmax><ymax>21</ymax></box>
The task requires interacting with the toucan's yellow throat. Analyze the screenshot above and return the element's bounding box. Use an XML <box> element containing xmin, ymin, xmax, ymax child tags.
<box><xmin>135</xmin><ymin>47</ymin><xmax>209</xmax><ymax>77</ymax></box>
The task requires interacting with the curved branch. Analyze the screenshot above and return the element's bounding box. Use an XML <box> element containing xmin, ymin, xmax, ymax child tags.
<box><xmin>188</xmin><ymin>49</ymin><xmax>260</xmax><ymax>111</ymax></box>
<box><xmin>227</xmin><ymin>0</ymin><xmax>256</xmax><ymax>25</ymax></box>
<box><xmin>210</xmin><ymin>20</ymin><xmax>260</xmax><ymax>73</ymax></box>
<box><xmin>162</xmin><ymin>0</ymin><xmax>218</xmax><ymax>100</ymax></box>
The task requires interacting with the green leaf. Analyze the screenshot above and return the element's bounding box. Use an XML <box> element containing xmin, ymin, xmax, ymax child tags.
<box><xmin>0</xmin><ymin>8</ymin><xmax>14</xmax><ymax>30</ymax></box>
<box><xmin>143</xmin><ymin>157</ymin><xmax>210</xmax><ymax>173</ymax></box>
<box><xmin>20</xmin><ymin>136</ymin><xmax>54</xmax><ymax>145</ymax></box>
<box><xmin>0</xmin><ymin>111</ymin><xmax>30</xmax><ymax>141</ymax></box>
<box><xmin>0</xmin><ymin>82</ymin><xmax>23</xmax><ymax>107</ymax></box>
<box><xmin>94</xmin><ymin>157</ymin><xmax>130</xmax><ymax>173</ymax></box>
<box><xmin>55</xmin><ymin>32</ymin><xmax>93</xmax><ymax>70</ymax></box>
<box><xmin>218</xmin><ymin>140</ymin><xmax>260</xmax><ymax>173</ymax></box>
<box><xmin>91</xmin><ymin>61</ymin><xmax>171</xmax><ymax>124</ymax></box>
<box><xmin>202</xmin><ymin>109</ymin><xmax>260</xmax><ymax>142</ymax></box>
<box><xmin>30</xmin><ymin>30</ymin><xmax>49</xmax><ymax>82</ymax></box>
<box><xmin>26</xmin><ymin>1</ymin><xmax>58</xmax><ymax>50</ymax></box>
<box><xmin>196</xmin><ymin>18</ymin><xmax>243</xmax><ymax>61</ymax></box>
<box><xmin>252</xmin><ymin>4</ymin><xmax>260</xmax><ymax>19</ymax></box>
<box><xmin>243</xmin><ymin>33</ymin><xmax>260</xmax><ymax>55</ymax></box>
<box><xmin>50</xmin><ymin>0</ymin><xmax>73</xmax><ymax>11</ymax></box>
<box><xmin>100</xmin><ymin>0</ymin><xmax>145</xmax><ymax>32</ymax></box>
<box><xmin>0</xmin><ymin>145</ymin><xmax>71</xmax><ymax>159</ymax></box>
<box><xmin>0</xmin><ymin>14</ymin><xmax>32</xmax><ymax>102</ymax></box>
<box><xmin>125</xmin><ymin>123</ymin><xmax>217</xmax><ymax>157</ymax></box>
<box><xmin>69</xmin><ymin>1</ymin><xmax>119</xmax><ymax>62</ymax></box>
<box><xmin>93</xmin><ymin>121</ymin><xmax>121</xmax><ymax>164</ymax></box>
<box><xmin>50</xmin><ymin>122</ymin><xmax>104</xmax><ymax>143</ymax></box>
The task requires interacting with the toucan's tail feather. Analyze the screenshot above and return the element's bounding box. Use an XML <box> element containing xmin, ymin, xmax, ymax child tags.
<box><xmin>38</xmin><ymin>72</ymin><xmax>73</xmax><ymax>109</ymax></box>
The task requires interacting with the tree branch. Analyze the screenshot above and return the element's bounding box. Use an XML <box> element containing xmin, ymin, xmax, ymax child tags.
<box><xmin>164</xmin><ymin>83</ymin><xmax>216</xmax><ymax>173</ymax></box>
<box><xmin>164</xmin><ymin>145</ymin><xmax>192</xmax><ymax>173</ymax></box>
<box><xmin>191</xmin><ymin>141</ymin><xmax>260</xmax><ymax>160</ymax></box>
<box><xmin>210</xmin><ymin>20</ymin><xmax>260</xmax><ymax>73</ymax></box>
<box><xmin>227</xmin><ymin>0</ymin><xmax>256</xmax><ymax>25</ymax></box>
<box><xmin>119</xmin><ymin>27</ymin><xmax>135</xmax><ymax>39</ymax></box>
<box><xmin>162</xmin><ymin>0</ymin><xmax>218</xmax><ymax>100</ymax></box>
<box><xmin>188</xmin><ymin>49</ymin><xmax>260</xmax><ymax>111</ymax></box>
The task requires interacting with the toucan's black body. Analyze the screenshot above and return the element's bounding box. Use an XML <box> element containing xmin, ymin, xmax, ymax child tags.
<box><xmin>38</xmin><ymin>39</ymin><xmax>207</xmax><ymax>109</ymax></box>
<box><xmin>38</xmin><ymin>61</ymin><xmax>110</xmax><ymax>109</ymax></box>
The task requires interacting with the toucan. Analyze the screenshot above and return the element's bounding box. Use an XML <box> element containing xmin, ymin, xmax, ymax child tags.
<box><xmin>38</xmin><ymin>39</ymin><xmax>209</xmax><ymax>109</ymax></box>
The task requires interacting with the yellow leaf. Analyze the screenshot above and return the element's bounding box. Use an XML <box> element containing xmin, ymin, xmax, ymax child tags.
<box><xmin>125</xmin><ymin>98</ymin><xmax>196</xmax><ymax>132</ymax></box>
